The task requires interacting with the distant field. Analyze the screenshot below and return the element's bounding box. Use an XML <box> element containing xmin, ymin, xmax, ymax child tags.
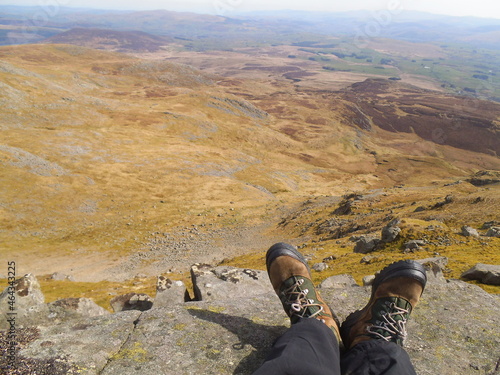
<box><xmin>170</xmin><ymin>34</ymin><xmax>500</xmax><ymax>101</ymax></box>
<box><xmin>245</xmin><ymin>38</ymin><xmax>500</xmax><ymax>102</ymax></box>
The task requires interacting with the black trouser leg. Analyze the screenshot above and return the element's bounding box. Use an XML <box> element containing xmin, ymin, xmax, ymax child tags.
<box><xmin>252</xmin><ymin>318</ymin><xmax>341</xmax><ymax>375</ymax></box>
<box><xmin>341</xmin><ymin>340</ymin><xmax>417</xmax><ymax>375</ymax></box>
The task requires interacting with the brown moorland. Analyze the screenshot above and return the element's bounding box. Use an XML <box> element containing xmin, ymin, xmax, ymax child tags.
<box><xmin>0</xmin><ymin>43</ymin><xmax>498</xmax><ymax>307</ymax></box>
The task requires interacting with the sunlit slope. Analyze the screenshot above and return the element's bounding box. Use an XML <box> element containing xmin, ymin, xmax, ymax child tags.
<box><xmin>0</xmin><ymin>44</ymin><xmax>499</xmax><ymax>281</ymax></box>
<box><xmin>0</xmin><ymin>44</ymin><xmax>361</xmax><ymax>266</ymax></box>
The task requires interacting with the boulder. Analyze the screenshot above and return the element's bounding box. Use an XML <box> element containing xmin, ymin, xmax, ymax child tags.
<box><xmin>110</xmin><ymin>293</ymin><xmax>153</xmax><ymax>312</ymax></box>
<box><xmin>461</xmin><ymin>225</ymin><xmax>479</xmax><ymax>237</ymax></box>
<box><xmin>485</xmin><ymin>227</ymin><xmax>500</xmax><ymax>238</ymax></box>
<box><xmin>191</xmin><ymin>265</ymin><xmax>270</xmax><ymax>302</ymax></box>
<box><xmin>50</xmin><ymin>272</ymin><xmax>75</xmax><ymax>281</ymax></box>
<box><xmin>381</xmin><ymin>218</ymin><xmax>401</xmax><ymax>242</ymax></box>
<box><xmin>360</xmin><ymin>255</ymin><xmax>382</xmax><ymax>264</ymax></box>
<box><xmin>48</xmin><ymin>298</ymin><xmax>109</xmax><ymax>322</ymax></box>
<box><xmin>322</xmin><ymin>255</ymin><xmax>338</xmax><ymax>262</ymax></box>
<box><xmin>18</xmin><ymin>310</ymin><xmax>142</xmax><ymax>373</ymax></box>
<box><xmin>0</xmin><ymin>274</ymin><xmax>49</xmax><ymax>329</ymax></box>
<box><xmin>421</xmin><ymin>262</ymin><xmax>447</xmax><ymax>284</ymax></box>
<box><xmin>153</xmin><ymin>277</ymin><xmax>187</xmax><ymax>308</ymax></box>
<box><xmin>467</xmin><ymin>170</ymin><xmax>500</xmax><ymax>186</ymax></box>
<box><xmin>353</xmin><ymin>236</ymin><xmax>380</xmax><ymax>254</ymax></box>
<box><xmin>482</xmin><ymin>221</ymin><xmax>499</xmax><ymax>229</ymax></box>
<box><xmin>362</xmin><ymin>275</ymin><xmax>375</xmax><ymax>286</ymax></box>
<box><xmin>404</xmin><ymin>240</ymin><xmax>426</xmax><ymax>251</ymax></box>
<box><xmin>319</xmin><ymin>274</ymin><xmax>358</xmax><ymax>289</ymax></box>
<box><xmin>461</xmin><ymin>264</ymin><xmax>500</xmax><ymax>285</ymax></box>
<box><xmin>416</xmin><ymin>256</ymin><xmax>448</xmax><ymax>271</ymax></box>
<box><xmin>312</xmin><ymin>262</ymin><xmax>328</xmax><ymax>272</ymax></box>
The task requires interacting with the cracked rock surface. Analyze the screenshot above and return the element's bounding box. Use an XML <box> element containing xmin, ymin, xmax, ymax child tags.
<box><xmin>1</xmin><ymin>265</ymin><xmax>499</xmax><ymax>375</ymax></box>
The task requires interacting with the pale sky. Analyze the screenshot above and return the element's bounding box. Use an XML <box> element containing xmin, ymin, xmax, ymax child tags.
<box><xmin>2</xmin><ymin>0</ymin><xmax>500</xmax><ymax>19</ymax></box>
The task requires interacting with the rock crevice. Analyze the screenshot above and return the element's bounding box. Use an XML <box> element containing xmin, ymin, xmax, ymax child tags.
<box><xmin>1</xmin><ymin>263</ymin><xmax>499</xmax><ymax>375</ymax></box>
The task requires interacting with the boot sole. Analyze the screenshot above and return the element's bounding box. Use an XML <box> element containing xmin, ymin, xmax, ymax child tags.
<box><xmin>340</xmin><ymin>260</ymin><xmax>427</xmax><ymax>346</ymax></box>
<box><xmin>266</xmin><ymin>242</ymin><xmax>311</xmax><ymax>276</ymax></box>
<box><xmin>371</xmin><ymin>259</ymin><xmax>427</xmax><ymax>298</ymax></box>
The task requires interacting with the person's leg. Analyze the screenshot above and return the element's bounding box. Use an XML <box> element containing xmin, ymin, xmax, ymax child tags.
<box><xmin>339</xmin><ymin>260</ymin><xmax>427</xmax><ymax>375</ymax></box>
<box><xmin>253</xmin><ymin>318</ymin><xmax>341</xmax><ymax>375</ymax></box>
<box><xmin>341</xmin><ymin>340</ymin><xmax>416</xmax><ymax>375</ymax></box>
<box><xmin>252</xmin><ymin>243</ymin><xmax>343</xmax><ymax>375</ymax></box>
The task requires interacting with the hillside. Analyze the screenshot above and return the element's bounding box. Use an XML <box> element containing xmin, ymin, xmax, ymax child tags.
<box><xmin>2</xmin><ymin>6</ymin><xmax>499</xmax><ymax>101</ymax></box>
<box><xmin>0</xmin><ymin>43</ymin><xmax>499</xmax><ymax>302</ymax></box>
<box><xmin>41</xmin><ymin>28</ymin><xmax>173</xmax><ymax>52</ymax></box>
<box><xmin>340</xmin><ymin>79</ymin><xmax>500</xmax><ymax>155</ymax></box>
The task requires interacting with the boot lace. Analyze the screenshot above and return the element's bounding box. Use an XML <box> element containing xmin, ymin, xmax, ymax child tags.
<box><xmin>367</xmin><ymin>302</ymin><xmax>409</xmax><ymax>344</ymax></box>
<box><xmin>280</xmin><ymin>277</ymin><xmax>324</xmax><ymax>320</ymax></box>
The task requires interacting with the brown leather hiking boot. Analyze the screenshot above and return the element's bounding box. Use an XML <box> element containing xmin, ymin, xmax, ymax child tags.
<box><xmin>266</xmin><ymin>243</ymin><xmax>342</xmax><ymax>344</ymax></box>
<box><xmin>340</xmin><ymin>260</ymin><xmax>427</xmax><ymax>349</ymax></box>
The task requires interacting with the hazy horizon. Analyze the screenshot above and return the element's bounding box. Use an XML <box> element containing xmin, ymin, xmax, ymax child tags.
<box><xmin>1</xmin><ymin>0</ymin><xmax>500</xmax><ymax>20</ymax></box>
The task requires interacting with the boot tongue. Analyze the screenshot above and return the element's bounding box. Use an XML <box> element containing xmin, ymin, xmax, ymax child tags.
<box><xmin>279</xmin><ymin>276</ymin><xmax>322</xmax><ymax>324</ymax></box>
<box><xmin>367</xmin><ymin>297</ymin><xmax>413</xmax><ymax>346</ymax></box>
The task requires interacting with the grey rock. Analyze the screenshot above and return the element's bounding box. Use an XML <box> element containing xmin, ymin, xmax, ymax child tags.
<box><xmin>19</xmin><ymin>310</ymin><xmax>142</xmax><ymax>374</ymax></box>
<box><xmin>349</xmin><ymin>235</ymin><xmax>362</xmax><ymax>242</ymax></box>
<box><xmin>0</xmin><ymin>274</ymin><xmax>49</xmax><ymax>329</ymax></box>
<box><xmin>154</xmin><ymin>277</ymin><xmax>186</xmax><ymax>308</ymax></box>
<box><xmin>322</xmin><ymin>255</ymin><xmax>338</xmax><ymax>262</ymax></box>
<box><xmin>360</xmin><ymin>255</ymin><xmax>381</xmax><ymax>264</ymax></box>
<box><xmin>362</xmin><ymin>275</ymin><xmax>376</xmax><ymax>286</ymax></box>
<box><xmin>312</xmin><ymin>262</ymin><xmax>329</xmax><ymax>272</ymax></box>
<box><xmin>404</xmin><ymin>240</ymin><xmax>426</xmax><ymax>250</ymax></box>
<box><xmin>110</xmin><ymin>293</ymin><xmax>153</xmax><ymax>312</ymax></box>
<box><xmin>422</xmin><ymin>262</ymin><xmax>447</xmax><ymax>284</ymax></box>
<box><xmin>416</xmin><ymin>256</ymin><xmax>448</xmax><ymax>271</ymax></box>
<box><xmin>486</xmin><ymin>227</ymin><xmax>500</xmax><ymax>238</ymax></box>
<box><xmin>461</xmin><ymin>225</ymin><xmax>479</xmax><ymax>237</ymax></box>
<box><xmin>0</xmin><ymin>273</ymin><xmax>44</xmax><ymax>305</ymax></box>
<box><xmin>381</xmin><ymin>219</ymin><xmax>401</xmax><ymax>242</ymax></box>
<box><xmin>354</xmin><ymin>236</ymin><xmax>381</xmax><ymax>254</ymax></box>
<box><xmin>48</xmin><ymin>298</ymin><xmax>110</xmax><ymax>322</ymax></box>
<box><xmin>319</xmin><ymin>274</ymin><xmax>358</xmax><ymax>289</ymax></box>
<box><xmin>3</xmin><ymin>267</ymin><xmax>499</xmax><ymax>375</ymax></box>
<box><xmin>467</xmin><ymin>170</ymin><xmax>500</xmax><ymax>186</ymax></box>
<box><xmin>100</xmin><ymin>295</ymin><xmax>285</xmax><ymax>375</ymax></box>
<box><xmin>191</xmin><ymin>265</ymin><xmax>270</xmax><ymax>302</ymax></box>
<box><xmin>50</xmin><ymin>272</ymin><xmax>74</xmax><ymax>281</ymax></box>
<box><xmin>482</xmin><ymin>221</ymin><xmax>499</xmax><ymax>229</ymax></box>
<box><xmin>461</xmin><ymin>264</ymin><xmax>500</xmax><ymax>285</ymax></box>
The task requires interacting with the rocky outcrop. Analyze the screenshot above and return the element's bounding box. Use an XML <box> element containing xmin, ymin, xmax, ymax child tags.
<box><xmin>486</xmin><ymin>227</ymin><xmax>500</xmax><ymax>238</ymax></box>
<box><xmin>1</xmin><ymin>266</ymin><xmax>499</xmax><ymax>375</ymax></box>
<box><xmin>381</xmin><ymin>218</ymin><xmax>401</xmax><ymax>243</ymax></box>
<box><xmin>466</xmin><ymin>170</ymin><xmax>500</xmax><ymax>186</ymax></box>
<box><xmin>353</xmin><ymin>235</ymin><xmax>380</xmax><ymax>253</ymax></box>
<box><xmin>190</xmin><ymin>264</ymin><xmax>270</xmax><ymax>302</ymax></box>
<box><xmin>404</xmin><ymin>239</ymin><xmax>427</xmax><ymax>251</ymax></box>
<box><xmin>153</xmin><ymin>277</ymin><xmax>186</xmax><ymax>308</ymax></box>
<box><xmin>48</xmin><ymin>298</ymin><xmax>109</xmax><ymax>322</ymax></box>
<box><xmin>110</xmin><ymin>293</ymin><xmax>153</xmax><ymax>312</ymax></box>
<box><xmin>461</xmin><ymin>264</ymin><xmax>500</xmax><ymax>286</ymax></box>
<box><xmin>0</xmin><ymin>274</ymin><xmax>48</xmax><ymax>329</ymax></box>
<box><xmin>461</xmin><ymin>225</ymin><xmax>479</xmax><ymax>237</ymax></box>
<box><xmin>319</xmin><ymin>274</ymin><xmax>358</xmax><ymax>289</ymax></box>
<box><xmin>50</xmin><ymin>273</ymin><xmax>75</xmax><ymax>282</ymax></box>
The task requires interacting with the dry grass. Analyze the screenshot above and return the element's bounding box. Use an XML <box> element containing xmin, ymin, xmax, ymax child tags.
<box><xmin>0</xmin><ymin>44</ymin><xmax>498</xmax><ymax>302</ymax></box>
